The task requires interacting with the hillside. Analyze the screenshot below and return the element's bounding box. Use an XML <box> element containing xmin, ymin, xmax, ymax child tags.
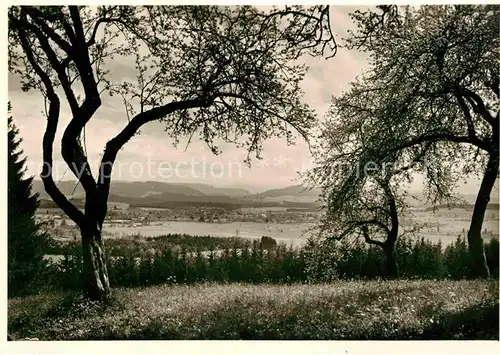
<box><xmin>246</xmin><ymin>185</ymin><xmax>320</xmax><ymax>204</ymax></box>
<box><xmin>34</xmin><ymin>180</ymin><xmax>499</xmax><ymax>211</ymax></box>
<box><xmin>34</xmin><ymin>180</ymin><xmax>321</xmax><ymax>209</ymax></box>
<box><xmin>33</xmin><ymin>180</ymin><xmax>249</xmax><ymax>200</ymax></box>
<box><xmin>403</xmin><ymin>192</ymin><xmax>500</xmax><ymax>208</ymax></box>
<box><xmin>252</xmin><ymin>185</ymin><xmax>320</xmax><ymax>198</ymax></box>
<box><xmin>170</xmin><ymin>183</ymin><xmax>250</xmax><ymax>197</ymax></box>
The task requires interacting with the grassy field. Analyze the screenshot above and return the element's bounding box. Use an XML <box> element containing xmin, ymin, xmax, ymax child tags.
<box><xmin>8</xmin><ymin>280</ymin><xmax>498</xmax><ymax>340</ymax></box>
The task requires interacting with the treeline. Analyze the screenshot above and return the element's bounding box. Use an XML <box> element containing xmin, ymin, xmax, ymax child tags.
<box><xmin>21</xmin><ymin>235</ymin><xmax>498</xmax><ymax>295</ymax></box>
<box><xmin>45</xmin><ymin>233</ymin><xmax>277</xmax><ymax>256</ymax></box>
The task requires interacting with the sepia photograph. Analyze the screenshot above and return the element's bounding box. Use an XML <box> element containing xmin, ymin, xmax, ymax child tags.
<box><xmin>5</xmin><ymin>2</ymin><xmax>499</xmax><ymax>347</ymax></box>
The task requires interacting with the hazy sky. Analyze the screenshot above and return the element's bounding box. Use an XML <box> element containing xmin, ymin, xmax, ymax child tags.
<box><xmin>8</xmin><ymin>5</ymin><xmax>497</xmax><ymax>195</ymax></box>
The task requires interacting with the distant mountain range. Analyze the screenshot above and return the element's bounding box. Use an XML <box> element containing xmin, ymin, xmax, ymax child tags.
<box><xmin>403</xmin><ymin>192</ymin><xmax>499</xmax><ymax>207</ymax></box>
<box><xmin>33</xmin><ymin>180</ymin><xmax>320</xmax><ymax>210</ymax></box>
<box><xmin>33</xmin><ymin>180</ymin><xmax>251</xmax><ymax>200</ymax></box>
<box><xmin>33</xmin><ymin>180</ymin><xmax>498</xmax><ymax>210</ymax></box>
<box><xmin>252</xmin><ymin>185</ymin><xmax>320</xmax><ymax>198</ymax></box>
<box><xmin>244</xmin><ymin>185</ymin><xmax>321</xmax><ymax>204</ymax></box>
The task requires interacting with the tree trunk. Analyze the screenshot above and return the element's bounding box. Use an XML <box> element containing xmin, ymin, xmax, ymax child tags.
<box><xmin>467</xmin><ymin>153</ymin><xmax>498</xmax><ymax>278</ymax></box>
<box><xmin>81</xmin><ymin>225</ymin><xmax>110</xmax><ymax>300</ymax></box>
<box><xmin>383</xmin><ymin>242</ymin><xmax>399</xmax><ymax>279</ymax></box>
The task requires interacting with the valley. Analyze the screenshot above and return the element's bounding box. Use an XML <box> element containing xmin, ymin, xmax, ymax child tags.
<box><xmin>35</xmin><ymin>180</ymin><xmax>499</xmax><ymax>248</ymax></box>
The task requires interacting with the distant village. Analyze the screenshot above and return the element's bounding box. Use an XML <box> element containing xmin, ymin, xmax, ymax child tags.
<box><xmin>36</xmin><ymin>205</ymin><xmax>320</xmax><ymax>240</ymax></box>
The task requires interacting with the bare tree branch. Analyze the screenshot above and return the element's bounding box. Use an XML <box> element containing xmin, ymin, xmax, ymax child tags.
<box><xmin>10</xmin><ymin>14</ymin><xmax>84</xmax><ymax>226</ymax></box>
<box><xmin>96</xmin><ymin>96</ymin><xmax>214</xmax><ymax>223</ymax></box>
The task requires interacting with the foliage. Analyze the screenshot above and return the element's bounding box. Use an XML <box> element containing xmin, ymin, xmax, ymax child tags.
<box><xmin>484</xmin><ymin>238</ymin><xmax>499</xmax><ymax>278</ymax></box>
<box><xmin>443</xmin><ymin>236</ymin><xmax>473</xmax><ymax>279</ymax></box>
<box><xmin>44</xmin><ymin>233</ymin><xmax>275</xmax><ymax>256</ymax></box>
<box><xmin>308</xmin><ymin>124</ymin><xmax>421</xmax><ymax>277</ymax></box>
<box><xmin>8</xmin><ymin>102</ymin><xmax>50</xmax><ymax>297</ymax></box>
<box><xmin>29</xmin><ymin>235</ymin><xmax>500</xmax><ymax>295</ymax></box>
<box><xmin>309</xmin><ymin>5</ymin><xmax>499</xmax><ymax>277</ymax></box>
<box><xmin>336</xmin><ymin>5</ymin><xmax>499</xmax><ymax>176</ymax></box>
<box><xmin>8</xmin><ymin>103</ymin><xmax>38</xmax><ymax>216</ymax></box>
<box><xmin>260</xmin><ymin>235</ymin><xmax>278</xmax><ymax>249</ymax></box>
<box><xmin>8</xmin><ymin>280</ymin><xmax>499</xmax><ymax>340</ymax></box>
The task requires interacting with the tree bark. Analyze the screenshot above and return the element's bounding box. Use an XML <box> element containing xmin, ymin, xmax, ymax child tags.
<box><xmin>467</xmin><ymin>152</ymin><xmax>498</xmax><ymax>278</ymax></box>
<box><xmin>384</xmin><ymin>181</ymin><xmax>399</xmax><ymax>279</ymax></box>
<box><xmin>81</xmin><ymin>224</ymin><xmax>110</xmax><ymax>300</ymax></box>
<box><xmin>383</xmin><ymin>240</ymin><xmax>399</xmax><ymax>279</ymax></box>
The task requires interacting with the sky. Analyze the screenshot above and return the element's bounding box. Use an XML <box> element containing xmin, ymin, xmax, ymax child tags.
<box><xmin>7</xmin><ymin>5</ymin><xmax>497</xmax><ymax>195</ymax></box>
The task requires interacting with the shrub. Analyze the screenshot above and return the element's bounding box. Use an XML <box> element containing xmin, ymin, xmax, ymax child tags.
<box><xmin>408</xmin><ymin>237</ymin><xmax>444</xmax><ymax>279</ymax></box>
<box><xmin>443</xmin><ymin>236</ymin><xmax>472</xmax><ymax>279</ymax></box>
<box><xmin>261</xmin><ymin>236</ymin><xmax>277</xmax><ymax>250</ymax></box>
<box><xmin>485</xmin><ymin>238</ymin><xmax>499</xmax><ymax>278</ymax></box>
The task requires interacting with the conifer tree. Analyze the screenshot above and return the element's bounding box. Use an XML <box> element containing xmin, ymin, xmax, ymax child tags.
<box><xmin>8</xmin><ymin>102</ymin><xmax>47</xmax><ymax>296</ymax></box>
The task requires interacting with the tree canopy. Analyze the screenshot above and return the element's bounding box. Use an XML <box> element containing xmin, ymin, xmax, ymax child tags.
<box><xmin>309</xmin><ymin>5</ymin><xmax>499</xmax><ymax>277</ymax></box>
<box><xmin>337</xmin><ymin>5</ymin><xmax>498</xmax><ymax>171</ymax></box>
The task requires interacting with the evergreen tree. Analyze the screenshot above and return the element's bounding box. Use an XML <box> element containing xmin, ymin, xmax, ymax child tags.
<box><xmin>8</xmin><ymin>103</ymin><xmax>38</xmax><ymax>215</ymax></box>
<box><xmin>8</xmin><ymin>102</ymin><xmax>47</xmax><ymax>297</ymax></box>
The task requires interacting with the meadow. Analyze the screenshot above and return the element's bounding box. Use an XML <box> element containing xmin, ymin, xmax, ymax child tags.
<box><xmin>8</xmin><ymin>280</ymin><xmax>498</xmax><ymax>340</ymax></box>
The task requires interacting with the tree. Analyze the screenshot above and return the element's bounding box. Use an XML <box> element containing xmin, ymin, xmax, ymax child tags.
<box><xmin>320</xmin><ymin>177</ymin><xmax>405</xmax><ymax>278</ymax></box>
<box><xmin>8</xmin><ymin>5</ymin><xmax>335</xmax><ymax>299</ymax></box>
<box><xmin>8</xmin><ymin>102</ymin><xmax>47</xmax><ymax>296</ymax></box>
<box><xmin>8</xmin><ymin>102</ymin><xmax>38</xmax><ymax>218</ymax></box>
<box><xmin>309</xmin><ymin>105</ymin><xmax>434</xmax><ymax>278</ymax></box>
<box><xmin>316</xmin><ymin>5</ymin><xmax>498</xmax><ymax>278</ymax></box>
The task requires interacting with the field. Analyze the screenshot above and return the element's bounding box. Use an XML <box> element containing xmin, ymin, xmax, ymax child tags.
<box><xmin>102</xmin><ymin>221</ymin><xmax>312</xmax><ymax>245</ymax></box>
<box><xmin>8</xmin><ymin>280</ymin><xmax>498</xmax><ymax>340</ymax></box>
<box><xmin>37</xmin><ymin>206</ymin><xmax>499</xmax><ymax>248</ymax></box>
